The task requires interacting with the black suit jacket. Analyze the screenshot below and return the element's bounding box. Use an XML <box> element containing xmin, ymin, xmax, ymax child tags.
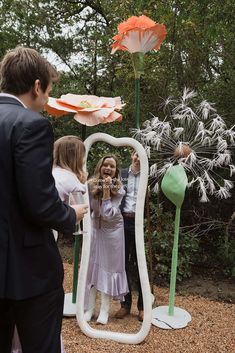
<box><xmin>0</xmin><ymin>96</ymin><xmax>76</xmax><ymax>300</ymax></box>
<box><xmin>120</xmin><ymin>168</ymin><xmax>129</xmax><ymax>212</ymax></box>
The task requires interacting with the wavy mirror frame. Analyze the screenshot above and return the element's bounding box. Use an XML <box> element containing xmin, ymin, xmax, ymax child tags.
<box><xmin>76</xmin><ymin>133</ymin><xmax>152</xmax><ymax>344</ymax></box>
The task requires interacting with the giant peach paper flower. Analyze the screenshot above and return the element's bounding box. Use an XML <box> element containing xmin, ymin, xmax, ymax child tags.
<box><xmin>45</xmin><ymin>94</ymin><xmax>124</xmax><ymax>126</ymax></box>
<box><xmin>111</xmin><ymin>15</ymin><xmax>167</xmax><ymax>128</ymax></box>
<box><xmin>111</xmin><ymin>15</ymin><xmax>167</xmax><ymax>54</ymax></box>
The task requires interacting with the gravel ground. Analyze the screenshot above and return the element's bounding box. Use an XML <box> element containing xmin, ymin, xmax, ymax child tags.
<box><xmin>62</xmin><ymin>263</ymin><xmax>235</xmax><ymax>353</ymax></box>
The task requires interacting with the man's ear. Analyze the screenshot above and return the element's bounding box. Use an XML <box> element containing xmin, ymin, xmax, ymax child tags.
<box><xmin>32</xmin><ymin>79</ymin><xmax>41</xmax><ymax>97</ymax></box>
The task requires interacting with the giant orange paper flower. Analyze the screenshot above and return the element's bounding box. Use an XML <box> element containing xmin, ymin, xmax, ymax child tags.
<box><xmin>111</xmin><ymin>15</ymin><xmax>167</xmax><ymax>54</ymax></box>
<box><xmin>45</xmin><ymin>94</ymin><xmax>124</xmax><ymax>126</ymax></box>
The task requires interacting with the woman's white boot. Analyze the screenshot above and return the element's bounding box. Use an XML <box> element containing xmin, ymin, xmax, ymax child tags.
<box><xmin>84</xmin><ymin>287</ymin><xmax>97</xmax><ymax>322</ymax></box>
<box><xmin>96</xmin><ymin>292</ymin><xmax>110</xmax><ymax>325</ymax></box>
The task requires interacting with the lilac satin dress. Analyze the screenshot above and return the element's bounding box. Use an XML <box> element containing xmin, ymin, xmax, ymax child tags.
<box><xmin>85</xmin><ymin>187</ymin><xmax>129</xmax><ymax>308</ymax></box>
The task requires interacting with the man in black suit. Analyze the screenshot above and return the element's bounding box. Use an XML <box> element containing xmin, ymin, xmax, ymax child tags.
<box><xmin>0</xmin><ymin>47</ymin><xmax>88</xmax><ymax>353</ymax></box>
<box><xmin>115</xmin><ymin>151</ymin><xmax>144</xmax><ymax>322</ymax></box>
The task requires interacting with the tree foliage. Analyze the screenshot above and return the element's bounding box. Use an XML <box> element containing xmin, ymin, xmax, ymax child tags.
<box><xmin>1</xmin><ymin>0</ymin><xmax>234</xmax><ymax>277</ymax></box>
<box><xmin>1</xmin><ymin>0</ymin><xmax>234</xmax><ymax>133</ymax></box>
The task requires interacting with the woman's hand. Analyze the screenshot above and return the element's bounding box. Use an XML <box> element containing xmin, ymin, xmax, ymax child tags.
<box><xmin>102</xmin><ymin>176</ymin><xmax>112</xmax><ymax>199</ymax></box>
<box><xmin>103</xmin><ymin>176</ymin><xmax>112</xmax><ymax>187</ymax></box>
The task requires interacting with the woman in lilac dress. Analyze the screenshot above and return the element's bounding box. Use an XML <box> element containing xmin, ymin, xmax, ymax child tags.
<box><xmin>85</xmin><ymin>155</ymin><xmax>129</xmax><ymax>325</ymax></box>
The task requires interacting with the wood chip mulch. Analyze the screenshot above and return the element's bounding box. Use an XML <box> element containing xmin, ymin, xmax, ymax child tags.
<box><xmin>62</xmin><ymin>263</ymin><xmax>235</xmax><ymax>353</ymax></box>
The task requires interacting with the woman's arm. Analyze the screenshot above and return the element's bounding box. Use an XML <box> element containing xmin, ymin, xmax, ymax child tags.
<box><xmin>100</xmin><ymin>180</ymin><xmax>125</xmax><ymax>219</ymax></box>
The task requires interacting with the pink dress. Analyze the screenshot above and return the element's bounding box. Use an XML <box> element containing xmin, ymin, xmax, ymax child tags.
<box><xmin>85</xmin><ymin>187</ymin><xmax>129</xmax><ymax>309</ymax></box>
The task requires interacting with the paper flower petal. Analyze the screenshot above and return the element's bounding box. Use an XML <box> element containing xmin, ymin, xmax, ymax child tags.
<box><xmin>111</xmin><ymin>15</ymin><xmax>167</xmax><ymax>54</ymax></box>
<box><xmin>74</xmin><ymin>108</ymin><xmax>122</xmax><ymax>126</ymax></box>
<box><xmin>45</xmin><ymin>94</ymin><xmax>124</xmax><ymax>126</ymax></box>
<box><xmin>45</xmin><ymin>97</ymin><xmax>77</xmax><ymax>117</ymax></box>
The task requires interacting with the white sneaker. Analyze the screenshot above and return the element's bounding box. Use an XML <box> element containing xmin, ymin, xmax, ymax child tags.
<box><xmin>96</xmin><ymin>292</ymin><xmax>110</xmax><ymax>325</ymax></box>
<box><xmin>84</xmin><ymin>308</ymin><xmax>95</xmax><ymax>322</ymax></box>
<box><xmin>84</xmin><ymin>287</ymin><xmax>97</xmax><ymax>322</ymax></box>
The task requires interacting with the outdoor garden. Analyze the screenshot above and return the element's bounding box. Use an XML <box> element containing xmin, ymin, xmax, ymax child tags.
<box><xmin>1</xmin><ymin>0</ymin><xmax>234</xmax><ymax>352</ymax></box>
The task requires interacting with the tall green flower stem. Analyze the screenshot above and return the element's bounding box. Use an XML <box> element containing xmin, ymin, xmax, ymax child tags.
<box><xmin>168</xmin><ymin>206</ymin><xmax>181</xmax><ymax>316</ymax></box>
<box><xmin>72</xmin><ymin>232</ymin><xmax>82</xmax><ymax>303</ymax></box>
<box><xmin>82</xmin><ymin>125</ymin><xmax>87</xmax><ymax>140</ymax></box>
<box><xmin>134</xmin><ymin>78</ymin><xmax>141</xmax><ymax>129</ymax></box>
<box><xmin>131</xmin><ymin>52</ymin><xmax>144</xmax><ymax>129</ymax></box>
<box><xmin>71</xmin><ymin>126</ymin><xmax>86</xmax><ymax>303</ymax></box>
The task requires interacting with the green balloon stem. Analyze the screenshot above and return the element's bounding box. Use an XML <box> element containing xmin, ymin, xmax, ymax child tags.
<box><xmin>168</xmin><ymin>206</ymin><xmax>181</xmax><ymax>316</ymax></box>
<box><xmin>72</xmin><ymin>233</ymin><xmax>82</xmax><ymax>303</ymax></box>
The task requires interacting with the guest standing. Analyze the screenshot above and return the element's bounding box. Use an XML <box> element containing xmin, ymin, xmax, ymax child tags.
<box><xmin>0</xmin><ymin>46</ymin><xmax>88</xmax><ymax>353</ymax></box>
<box><xmin>115</xmin><ymin>151</ymin><xmax>144</xmax><ymax>321</ymax></box>
<box><xmin>85</xmin><ymin>155</ymin><xmax>129</xmax><ymax>324</ymax></box>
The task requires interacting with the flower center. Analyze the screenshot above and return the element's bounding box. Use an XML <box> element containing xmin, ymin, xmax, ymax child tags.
<box><xmin>174</xmin><ymin>144</ymin><xmax>192</xmax><ymax>158</ymax></box>
<box><xmin>79</xmin><ymin>100</ymin><xmax>93</xmax><ymax>108</ymax></box>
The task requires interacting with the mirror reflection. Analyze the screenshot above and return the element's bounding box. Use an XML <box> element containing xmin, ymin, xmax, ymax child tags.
<box><xmin>84</xmin><ymin>143</ymin><xmax>144</xmax><ymax>332</ymax></box>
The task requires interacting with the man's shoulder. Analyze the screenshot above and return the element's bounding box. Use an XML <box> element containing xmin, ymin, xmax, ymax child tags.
<box><xmin>0</xmin><ymin>95</ymin><xmax>22</xmax><ymax>106</ymax></box>
<box><xmin>20</xmin><ymin>109</ymin><xmax>47</xmax><ymax>126</ymax></box>
<box><xmin>0</xmin><ymin>104</ymin><xmax>53</xmax><ymax>141</ymax></box>
<box><xmin>121</xmin><ymin>167</ymin><xmax>129</xmax><ymax>174</ymax></box>
<box><xmin>120</xmin><ymin>168</ymin><xmax>129</xmax><ymax>184</ymax></box>
<box><xmin>121</xmin><ymin>168</ymin><xmax>130</xmax><ymax>175</ymax></box>
<box><xmin>13</xmin><ymin>107</ymin><xmax>49</xmax><ymax>130</ymax></box>
<box><xmin>0</xmin><ymin>97</ymin><xmax>44</xmax><ymax>123</ymax></box>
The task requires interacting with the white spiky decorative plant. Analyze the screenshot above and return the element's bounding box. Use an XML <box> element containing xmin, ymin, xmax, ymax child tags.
<box><xmin>134</xmin><ymin>88</ymin><xmax>235</xmax><ymax>201</ymax></box>
<box><xmin>137</xmin><ymin>88</ymin><xmax>234</xmax><ymax>329</ymax></box>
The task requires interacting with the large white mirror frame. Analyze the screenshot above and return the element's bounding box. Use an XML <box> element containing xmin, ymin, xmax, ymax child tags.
<box><xmin>75</xmin><ymin>133</ymin><xmax>152</xmax><ymax>344</ymax></box>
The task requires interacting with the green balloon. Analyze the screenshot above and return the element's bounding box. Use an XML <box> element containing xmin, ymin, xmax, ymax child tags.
<box><xmin>161</xmin><ymin>165</ymin><xmax>188</xmax><ymax>208</ymax></box>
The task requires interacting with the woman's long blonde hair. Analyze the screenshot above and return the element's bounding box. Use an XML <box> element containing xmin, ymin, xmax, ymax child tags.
<box><xmin>89</xmin><ymin>155</ymin><xmax>122</xmax><ymax>199</ymax></box>
<box><xmin>53</xmin><ymin>135</ymin><xmax>86</xmax><ymax>183</ymax></box>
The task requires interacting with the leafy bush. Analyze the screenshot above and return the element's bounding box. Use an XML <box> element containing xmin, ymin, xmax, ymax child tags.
<box><xmin>214</xmin><ymin>233</ymin><xmax>235</xmax><ymax>277</ymax></box>
<box><xmin>145</xmin><ymin>204</ymin><xmax>199</xmax><ymax>284</ymax></box>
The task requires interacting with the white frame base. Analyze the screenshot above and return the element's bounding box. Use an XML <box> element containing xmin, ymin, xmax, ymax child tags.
<box><xmin>63</xmin><ymin>292</ymin><xmax>77</xmax><ymax>317</ymax></box>
<box><xmin>152</xmin><ymin>306</ymin><xmax>191</xmax><ymax>329</ymax></box>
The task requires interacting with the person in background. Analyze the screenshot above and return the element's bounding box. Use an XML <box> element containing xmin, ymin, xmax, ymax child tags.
<box><xmin>53</xmin><ymin>135</ymin><xmax>87</xmax><ymax>203</ymax></box>
<box><xmin>84</xmin><ymin>155</ymin><xmax>129</xmax><ymax>325</ymax></box>
<box><xmin>115</xmin><ymin>151</ymin><xmax>144</xmax><ymax>322</ymax></box>
<box><xmin>0</xmin><ymin>46</ymin><xmax>88</xmax><ymax>353</ymax></box>
<box><xmin>52</xmin><ymin>135</ymin><xmax>87</xmax><ymax>240</ymax></box>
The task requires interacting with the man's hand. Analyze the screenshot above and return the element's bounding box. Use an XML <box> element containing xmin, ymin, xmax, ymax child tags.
<box><xmin>71</xmin><ymin>204</ymin><xmax>88</xmax><ymax>223</ymax></box>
